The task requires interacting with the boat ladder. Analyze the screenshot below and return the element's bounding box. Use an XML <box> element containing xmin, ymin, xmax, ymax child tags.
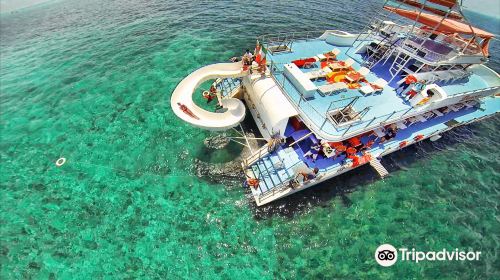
<box><xmin>389</xmin><ymin>50</ymin><xmax>411</xmax><ymax>78</ymax></box>
<box><xmin>369</xmin><ymin>158</ymin><xmax>389</xmax><ymax>178</ymax></box>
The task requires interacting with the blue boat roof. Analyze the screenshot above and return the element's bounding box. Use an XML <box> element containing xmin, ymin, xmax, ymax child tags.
<box><xmin>265</xmin><ymin>38</ymin><xmax>496</xmax><ymax>140</ymax></box>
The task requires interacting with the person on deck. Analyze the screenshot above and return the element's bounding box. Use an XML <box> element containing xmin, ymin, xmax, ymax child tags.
<box><xmin>295</xmin><ymin>167</ymin><xmax>319</xmax><ymax>183</ymax></box>
<box><xmin>304</xmin><ymin>143</ymin><xmax>321</xmax><ymax>162</ymax></box>
<box><xmin>379</xmin><ymin>124</ymin><xmax>398</xmax><ymax>143</ymax></box>
<box><xmin>334</xmin><ymin>144</ymin><xmax>347</xmax><ymax>159</ymax></box>
<box><xmin>243</xmin><ymin>49</ymin><xmax>253</xmax><ymax>65</ymax></box>
<box><xmin>397</xmin><ymin>75</ymin><xmax>417</xmax><ymax>95</ymax></box>
<box><xmin>360</xmin><ymin>139</ymin><xmax>375</xmax><ymax>151</ymax></box>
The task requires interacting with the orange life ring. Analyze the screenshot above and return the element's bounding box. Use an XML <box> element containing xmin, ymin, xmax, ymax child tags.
<box><xmin>399</xmin><ymin>141</ymin><xmax>407</xmax><ymax>148</ymax></box>
<box><xmin>202</xmin><ymin>91</ymin><xmax>211</xmax><ymax>99</ymax></box>
<box><xmin>414</xmin><ymin>135</ymin><xmax>424</xmax><ymax>141</ymax></box>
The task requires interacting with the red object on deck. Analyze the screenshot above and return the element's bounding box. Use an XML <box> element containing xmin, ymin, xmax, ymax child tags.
<box><xmin>384</xmin><ymin>7</ymin><xmax>494</xmax><ymax>38</ymax></box>
<box><xmin>406</xmin><ymin>89</ymin><xmax>418</xmax><ymax>98</ymax></box>
<box><xmin>328</xmin><ymin>141</ymin><xmax>343</xmax><ymax>149</ymax></box>
<box><xmin>292</xmin><ymin>57</ymin><xmax>316</xmax><ymax>68</ymax></box>
<box><xmin>405</xmin><ymin>75</ymin><xmax>418</xmax><ymax>84</ymax></box>
<box><xmin>290</xmin><ymin>117</ymin><xmax>303</xmax><ymax>131</ymax></box>
<box><xmin>347</xmin><ymin>137</ymin><xmax>362</xmax><ymax>148</ymax></box>
<box><xmin>346</xmin><ymin>147</ymin><xmax>357</xmax><ymax>155</ymax></box>
<box><xmin>399</xmin><ymin>141</ymin><xmax>408</xmax><ymax>148</ymax></box>
<box><xmin>414</xmin><ymin>134</ymin><xmax>424</xmax><ymax>141</ymax></box>
<box><xmin>392</xmin><ymin>0</ymin><xmax>462</xmax><ymax>19</ymax></box>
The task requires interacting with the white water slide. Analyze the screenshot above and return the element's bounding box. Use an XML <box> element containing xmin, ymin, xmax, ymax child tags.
<box><xmin>171</xmin><ymin>62</ymin><xmax>248</xmax><ymax>130</ymax></box>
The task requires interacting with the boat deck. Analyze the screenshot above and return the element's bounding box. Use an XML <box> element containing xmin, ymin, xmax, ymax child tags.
<box><xmin>266</xmin><ymin>39</ymin><xmax>492</xmax><ymax>140</ymax></box>
<box><xmin>248</xmin><ymin>96</ymin><xmax>500</xmax><ymax>203</ymax></box>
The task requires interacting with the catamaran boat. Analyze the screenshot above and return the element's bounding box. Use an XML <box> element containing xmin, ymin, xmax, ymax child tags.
<box><xmin>171</xmin><ymin>0</ymin><xmax>500</xmax><ymax>206</ymax></box>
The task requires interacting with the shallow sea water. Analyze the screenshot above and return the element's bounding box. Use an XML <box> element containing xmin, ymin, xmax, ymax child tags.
<box><xmin>1</xmin><ymin>0</ymin><xmax>499</xmax><ymax>279</ymax></box>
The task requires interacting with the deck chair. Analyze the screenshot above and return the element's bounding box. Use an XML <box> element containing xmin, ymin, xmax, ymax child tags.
<box><xmin>305</xmin><ymin>67</ymin><xmax>332</xmax><ymax>80</ymax></box>
<box><xmin>449</xmin><ymin>103</ymin><xmax>465</xmax><ymax>112</ymax></box>
<box><xmin>422</xmin><ymin>111</ymin><xmax>435</xmax><ymax>120</ymax></box>
<box><xmin>359</xmin><ymin>78</ymin><xmax>387</xmax><ymax>95</ymax></box>
<box><xmin>325</xmin><ymin>48</ymin><xmax>341</xmax><ymax>57</ymax></box>
<box><xmin>343</xmin><ymin>58</ymin><xmax>355</xmax><ymax>68</ymax></box>
<box><xmin>395</xmin><ymin>121</ymin><xmax>407</xmax><ymax>129</ymax></box>
<box><xmin>357</xmin><ymin>67</ymin><xmax>370</xmax><ymax>76</ymax></box>
<box><xmin>432</xmin><ymin>109</ymin><xmax>444</xmax><ymax>117</ymax></box>
<box><xmin>318</xmin><ymin>82</ymin><xmax>348</xmax><ymax>95</ymax></box>
<box><xmin>372</xmin><ymin>78</ymin><xmax>388</xmax><ymax>91</ymax></box>
<box><xmin>463</xmin><ymin>100</ymin><xmax>478</xmax><ymax>108</ymax></box>
<box><xmin>405</xmin><ymin>117</ymin><xmax>419</xmax><ymax>127</ymax></box>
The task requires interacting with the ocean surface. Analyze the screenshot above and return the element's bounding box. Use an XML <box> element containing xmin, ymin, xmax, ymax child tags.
<box><xmin>1</xmin><ymin>0</ymin><xmax>499</xmax><ymax>279</ymax></box>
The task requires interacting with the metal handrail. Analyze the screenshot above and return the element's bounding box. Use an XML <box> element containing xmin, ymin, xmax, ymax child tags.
<box><xmin>243</xmin><ymin>143</ymin><xmax>270</xmax><ymax>168</ymax></box>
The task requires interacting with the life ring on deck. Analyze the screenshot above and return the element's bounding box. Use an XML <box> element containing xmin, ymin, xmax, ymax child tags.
<box><xmin>399</xmin><ymin>141</ymin><xmax>407</xmax><ymax>148</ymax></box>
<box><xmin>414</xmin><ymin>134</ymin><xmax>424</xmax><ymax>141</ymax></box>
<box><xmin>55</xmin><ymin>157</ymin><xmax>66</xmax><ymax>167</ymax></box>
<box><xmin>202</xmin><ymin>91</ymin><xmax>211</xmax><ymax>99</ymax></box>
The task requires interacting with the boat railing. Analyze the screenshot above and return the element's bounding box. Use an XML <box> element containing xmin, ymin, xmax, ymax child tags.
<box><xmin>257</xmin><ymin>160</ymin><xmax>302</xmax><ymax>202</ymax></box>
<box><xmin>258</xmin><ymin>30</ymin><xmax>327</xmax><ymax>46</ymax></box>
<box><xmin>243</xmin><ymin>143</ymin><xmax>270</xmax><ymax>168</ymax></box>
<box><xmin>396</xmin><ymin>37</ymin><xmax>450</xmax><ymax>63</ymax></box>
<box><xmin>410</xmin><ymin>29</ymin><xmax>482</xmax><ymax>55</ymax></box>
<box><xmin>266</xmin><ymin>51</ymin><xmax>498</xmax><ymax>139</ymax></box>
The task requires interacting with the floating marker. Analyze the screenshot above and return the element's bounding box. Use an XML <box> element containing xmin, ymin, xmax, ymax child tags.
<box><xmin>55</xmin><ymin>157</ymin><xmax>66</xmax><ymax>167</ymax></box>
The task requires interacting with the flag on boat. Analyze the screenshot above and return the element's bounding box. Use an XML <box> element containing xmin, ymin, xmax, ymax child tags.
<box><xmin>254</xmin><ymin>40</ymin><xmax>263</xmax><ymax>64</ymax></box>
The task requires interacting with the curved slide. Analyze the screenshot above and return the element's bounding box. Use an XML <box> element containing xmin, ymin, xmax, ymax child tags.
<box><xmin>171</xmin><ymin>62</ymin><xmax>248</xmax><ymax>131</ymax></box>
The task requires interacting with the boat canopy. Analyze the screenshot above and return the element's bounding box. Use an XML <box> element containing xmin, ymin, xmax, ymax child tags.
<box><xmin>384</xmin><ymin>7</ymin><xmax>495</xmax><ymax>38</ymax></box>
<box><xmin>392</xmin><ymin>0</ymin><xmax>462</xmax><ymax>19</ymax></box>
<box><xmin>425</xmin><ymin>0</ymin><xmax>457</xmax><ymax>8</ymax></box>
<box><xmin>248</xmin><ymin>77</ymin><xmax>298</xmax><ymax>138</ymax></box>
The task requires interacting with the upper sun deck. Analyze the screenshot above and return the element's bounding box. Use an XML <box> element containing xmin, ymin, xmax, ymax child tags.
<box><xmin>264</xmin><ymin>36</ymin><xmax>498</xmax><ymax>141</ymax></box>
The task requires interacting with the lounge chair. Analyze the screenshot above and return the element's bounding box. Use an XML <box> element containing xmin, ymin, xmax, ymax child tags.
<box><xmin>415</xmin><ymin>115</ymin><xmax>427</xmax><ymax>122</ymax></box>
<box><xmin>315</xmin><ymin>54</ymin><xmax>327</xmax><ymax>62</ymax></box>
<box><xmin>305</xmin><ymin>67</ymin><xmax>332</xmax><ymax>80</ymax></box>
<box><xmin>318</xmin><ymin>82</ymin><xmax>348</xmax><ymax>95</ymax></box>
<box><xmin>405</xmin><ymin>117</ymin><xmax>419</xmax><ymax>127</ymax></box>
<box><xmin>343</xmin><ymin>58</ymin><xmax>355</xmax><ymax>68</ymax></box>
<box><xmin>373</xmin><ymin>128</ymin><xmax>385</xmax><ymax>138</ymax></box>
<box><xmin>449</xmin><ymin>103</ymin><xmax>464</xmax><ymax>112</ymax></box>
<box><xmin>325</xmin><ymin>48</ymin><xmax>341</xmax><ymax>58</ymax></box>
<box><xmin>422</xmin><ymin>111</ymin><xmax>434</xmax><ymax>120</ymax></box>
<box><xmin>357</xmin><ymin>67</ymin><xmax>370</xmax><ymax>76</ymax></box>
<box><xmin>432</xmin><ymin>109</ymin><xmax>444</xmax><ymax>117</ymax></box>
<box><xmin>463</xmin><ymin>100</ymin><xmax>478</xmax><ymax>108</ymax></box>
<box><xmin>396</xmin><ymin>121</ymin><xmax>407</xmax><ymax>129</ymax></box>
<box><xmin>359</xmin><ymin>78</ymin><xmax>388</xmax><ymax>95</ymax></box>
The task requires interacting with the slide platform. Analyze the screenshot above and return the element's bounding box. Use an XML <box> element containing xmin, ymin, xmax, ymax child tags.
<box><xmin>171</xmin><ymin>62</ymin><xmax>248</xmax><ymax>131</ymax></box>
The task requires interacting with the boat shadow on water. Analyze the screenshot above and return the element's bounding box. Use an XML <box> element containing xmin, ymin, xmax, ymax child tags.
<box><xmin>249</xmin><ymin>119</ymin><xmax>491</xmax><ymax>220</ymax></box>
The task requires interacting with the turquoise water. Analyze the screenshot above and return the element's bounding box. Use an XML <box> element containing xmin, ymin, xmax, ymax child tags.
<box><xmin>1</xmin><ymin>0</ymin><xmax>499</xmax><ymax>278</ymax></box>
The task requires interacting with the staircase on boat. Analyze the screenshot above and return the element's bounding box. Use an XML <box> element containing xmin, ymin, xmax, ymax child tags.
<box><xmin>369</xmin><ymin>158</ymin><xmax>389</xmax><ymax>178</ymax></box>
<box><xmin>246</xmin><ymin>148</ymin><xmax>294</xmax><ymax>197</ymax></box>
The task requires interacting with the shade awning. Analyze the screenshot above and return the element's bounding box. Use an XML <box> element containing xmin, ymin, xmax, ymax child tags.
<box><xmin>393</xmin><ymin>0</ymin><xmax>462</xmax><ymax>19</ymax></box>
<box><xmin>426</xmin><ymin>0</ymin><xmax>457</xmax><ymax>8</ymax></box>
<box><xmin>384</xmin><ymin>7</ymin><xmax>495</xmax><ymax>38</ymax></box>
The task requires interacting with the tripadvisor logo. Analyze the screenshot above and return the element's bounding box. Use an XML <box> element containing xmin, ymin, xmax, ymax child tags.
<box><xmin>375</xmin><ymin>244</ymin><xmax>481</xmax><ymax>267</ymax></box>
